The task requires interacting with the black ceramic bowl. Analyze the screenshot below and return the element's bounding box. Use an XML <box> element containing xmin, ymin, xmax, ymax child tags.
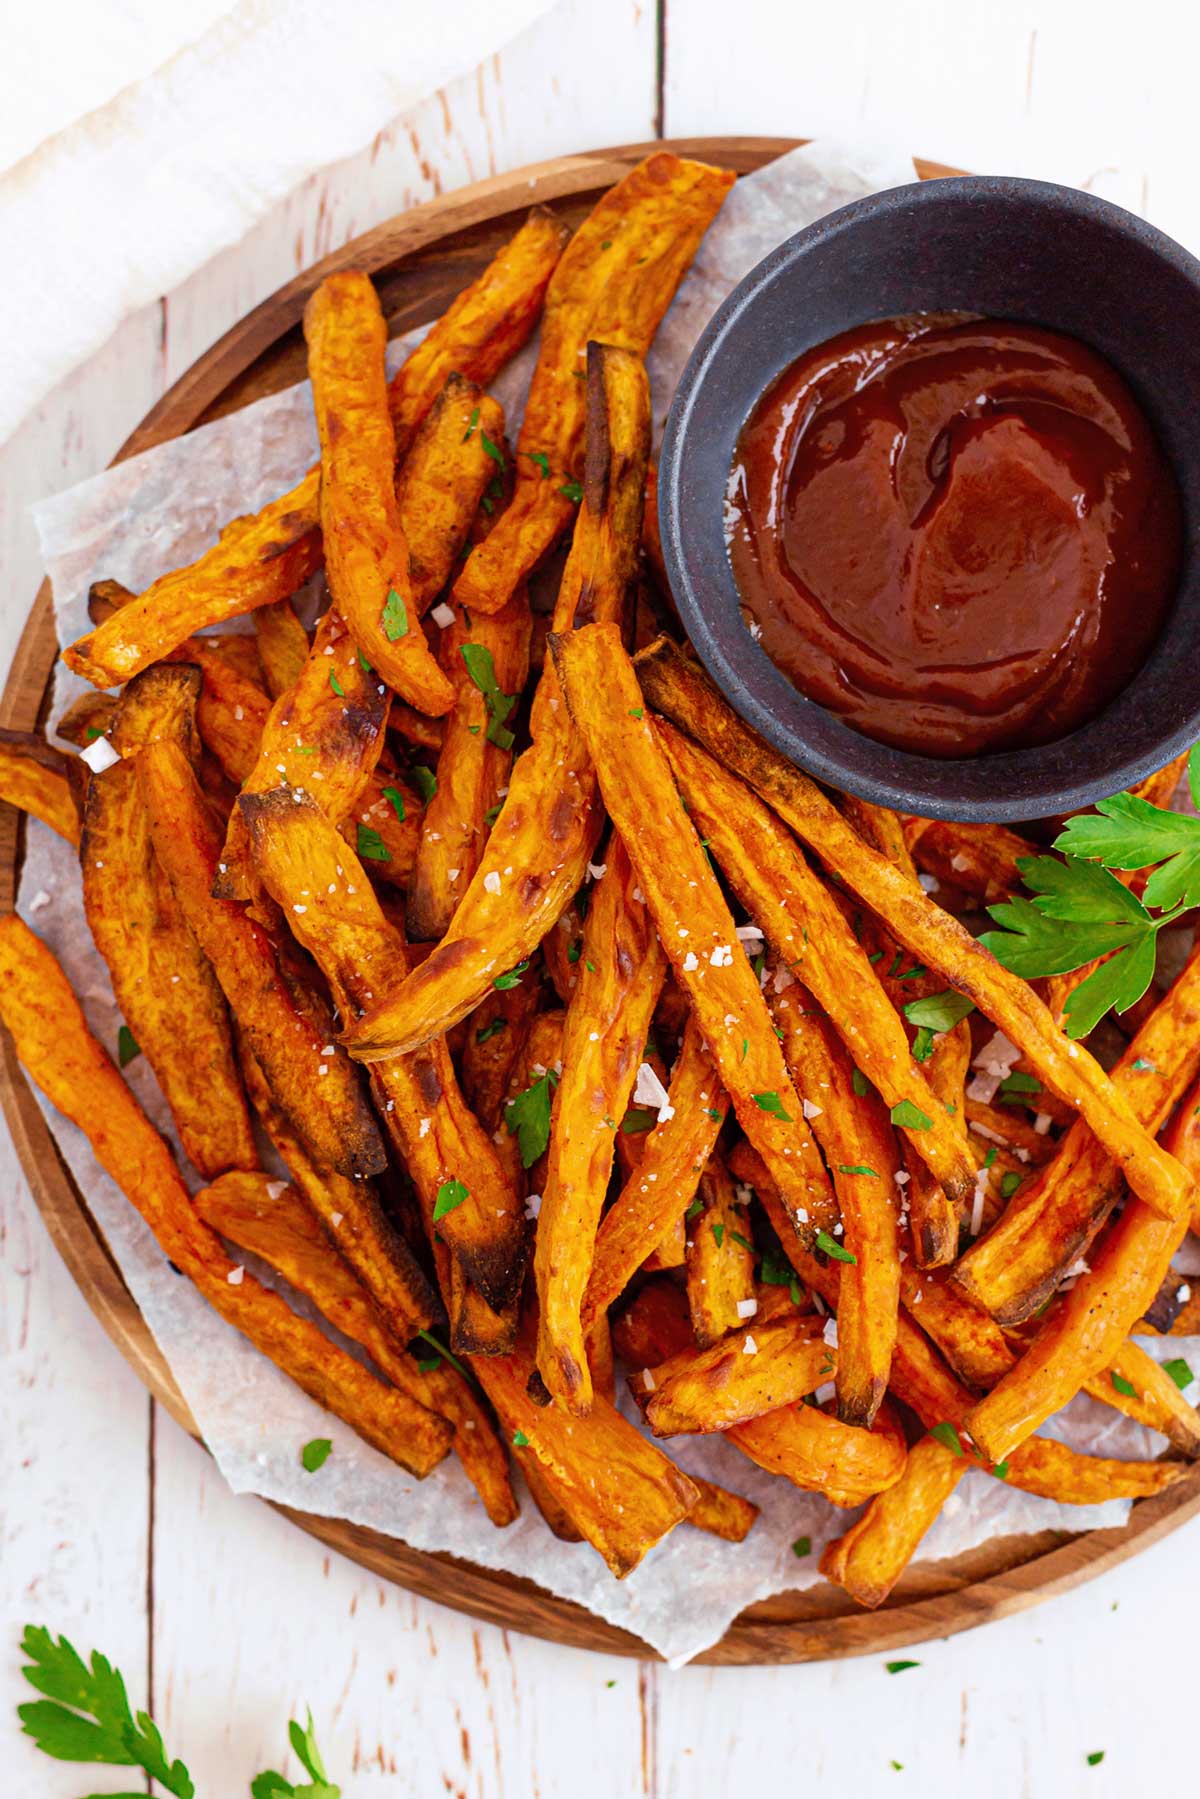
<box><xmin>657</xmin><ymin>176</ymin><xmax>1200</xmax><ymax>822</ymax></box>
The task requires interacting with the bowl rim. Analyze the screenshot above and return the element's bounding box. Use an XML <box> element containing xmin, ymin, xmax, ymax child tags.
<box><xmin>656</xmin><ymin>172</ymin><xmax>1200</xmax><ymax>824</ymax></box>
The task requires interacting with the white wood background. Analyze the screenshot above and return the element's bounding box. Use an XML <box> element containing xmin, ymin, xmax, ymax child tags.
<box><xmin>7</xmin><ymin>2</ymin><xmax>1200</xmax><ymax>1792</ymax></box>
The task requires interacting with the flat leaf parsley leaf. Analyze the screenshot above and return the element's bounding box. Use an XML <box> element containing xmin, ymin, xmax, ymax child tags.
<box><xmin>461</xmin><ymin>643</ymin><xmax>518</xmax><ymax>749</ymax></box>
<box><xmin>505</xmin><ymin>1070</ymin><xmax>558</xmax><ymax>1167</ymax></box>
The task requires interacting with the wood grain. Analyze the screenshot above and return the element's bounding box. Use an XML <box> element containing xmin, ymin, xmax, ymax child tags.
<box><xmin>4</xmin><ymin>136</ymin><xmax>1198</xmax><ymax>1667</ymax></box>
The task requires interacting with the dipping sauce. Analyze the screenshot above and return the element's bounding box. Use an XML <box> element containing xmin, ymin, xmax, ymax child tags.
<box><xmin>726</xmin><ymin>317</ymin><xmax>1182</xmax><ymax>757</ymax></box>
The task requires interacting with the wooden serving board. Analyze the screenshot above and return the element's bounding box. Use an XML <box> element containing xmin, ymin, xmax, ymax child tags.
<box><xmin>4</xmin><ymin>136</ymin><xmax>1199</xmax><ymax>1666</ymax></box>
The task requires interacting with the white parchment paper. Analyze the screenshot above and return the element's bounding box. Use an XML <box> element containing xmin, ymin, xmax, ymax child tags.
<box><xmin>25</xmin><ymin>141</ymin><xmax>1200</xmax><ymax>1667</ymax></box>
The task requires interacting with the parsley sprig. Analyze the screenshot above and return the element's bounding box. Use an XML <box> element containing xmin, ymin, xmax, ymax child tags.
<box><xmin>18</xmin><ymin>1624</ymin><xmax>340</xmax><ymax>1797</ymax></box>
<box><xmin>461</xmin><ymin>643</ymin><xmax>518</xmax><ymax>748</ymax></box>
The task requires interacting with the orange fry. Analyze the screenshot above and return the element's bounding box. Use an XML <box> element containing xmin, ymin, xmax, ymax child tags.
<box><xmin>304</xmin><ymin>271</ymin><xmax>454</xmax><ymax>715</ymax></box>
<box><xmin>451</xmin><ymin>152</ymin><xmax>734</xmax><ymax>616</ymax></box>
<box><xmin>635</xmin><ymin>636</ymin><xmax>1191</xmax><ymax>1224</ymax></box>
<box><xmin>0</xmin><ymin>728</ymin><xmax>83</xmax><ymax>845</ymax></box>
<box><xmin>253</xmin><ymin>598</ymin><xmax>310</xmax><ymax>697</ymax></box>
<box><xmin>0</xmin><ymin>916</ymin><xmax>449</xmax><ymax>1478</ymax></box>
<box><xmin>731</xmin><ymin>1399</ymin><xmax>907</xmax><ymax>1508</ymax></box>
<box><xmin>685</xmin><ymin>1155</ymin><xmax>756</xmax><ymax>1351</ymax></box>
<box><xmin>643</xmin><ymin>1314</ymin><xmax>829</xmax><ymax>1436</ymax></box>
<box><xmin>396</xmin><ymin>377</ymin><xmax>505</xmax><ymax>612</ymax></box>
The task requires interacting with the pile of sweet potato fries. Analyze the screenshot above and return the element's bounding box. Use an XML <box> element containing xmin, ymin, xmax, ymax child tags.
<box><xmin>2</xmin><ymin>149</ymin><xmax>1198</xmax><ymax>1604</ymax></box>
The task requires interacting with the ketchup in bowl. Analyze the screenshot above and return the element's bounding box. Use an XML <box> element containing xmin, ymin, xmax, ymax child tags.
<box><xmin>725</xmin><ymin>316</ymin><xmax>1182</xmax><ymax>758</ymax></box>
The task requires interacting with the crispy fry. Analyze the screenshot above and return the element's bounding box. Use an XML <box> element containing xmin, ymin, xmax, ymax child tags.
<box><xmin>407</xmin><ymin>583</ymin><xmax>532</xmax><ymax>939</ymax></box>
<box><xmin>194</xmin><ymin>1169</ymin><xmax>515</xmax><ymax>1522</ymax></box>
<box><xmin>461</xmin><ymin>979</ymin><xmax>540</xmax><ymax>1134</ymax></box>
<box><xmin>81</xmin><ymin>673</ymin><xmax>256</xmax><ymax>1179</ymax></box>
<box><xmin>452</xmin><ymin>154</ymin><xmax>734</xmax><ymax>617</ymax></box>
<box><xmin>0</xmin><ymin>728</ymin><xmax>83</xmax><ymax>846</ymax></box>
<box><xmin>474</xmin><ymin>1317</ymin><xmax>698</xmax><ymax>1578</ymax></box>
<box><xmin>179</xmin><ymin>639</ymin><xmax>272</xmax><ymax>784</ymax></box>
<box><xmin>55</xmin><ymin>691</ymin><xmax>118</xmax><ymax>749</ymax></box>
<box><xmin>347</xmin><ymin>342</ymin><xmax>651</xmax><ymax>1058</ymax></box>
<box><xmin>304</xmin><ymin>272</ymin><xmax>454</xmax><ymax>714</ymax></box>
<box><xmin>387</xmin><ymin>207</ymin><xmax>567</xmax><ymax>455</ymax></box>
<box><xmin>612</xmin><ymin>1276</ymin><xmax>693</xmax><ymax>1368</ymax></box>
<box><xmin>1083</xmin><ymin>1339</ymin><xmax>1200</xmax><ymax>1456</ymax></box>
<box><xmin>635</xmin><ymin>636</ymin><xmax>1191</xmax><ymax>1223</ymax></box>
<box><xmin>643</xmin><ymin>1314</ymin><xmax>829</xmax><ymax>1436</ymax></box>
<box><xmin>657</xmin><ymin>719</ymin><xmax>975</xmax><ymax>1211</ymax></box>
<box><xmin>253</xmin><ymin>599</ymin><xmax>310</xmax><ymax>697</ymax></box>
<box><xmin>389</xmin><ymin>701</ymin><xmax>445</xmax><ymax>754</ymax></box>
<box><xmin>535</xmin><ymin>837</ymin><xmax>666</xmax><ymax>1410</ymax></box>
<box><xmin>901</xmin><ymin>816</ymin><xmax>1034</xmax><ymax>904</ymax></box>
<box><xmin>549</xmin><ymin>622</ymin><xmax>839</xmax><ymax>1258</ymax></box>
<box><xmin>242</xmin><ymin>786</ymin><xmax>526</xmax><ymax>1308</ymax></box>
<box><xmin>136</xmin><ymin>673</ymin><xmax>385</xmax><ymax>1181</ymax></box>
<box><xmin>954</xmin><ymin>938</ymin><xmax>1200</xmax><ymax>1324</ymax></box>
<box><xmin>731</xmin><ymin>1399</ymin><xmax>907</xmax><ymax>1508</ymax></box>
<box><xmin>770</xmin><ymin>988</ymin><xmax>900</xmax><ymax>1426</ymax></box>
<box><xmin>237</xmin><ymin>1037</ymin><xmax>437</xmax><ymax>1336</ymax></box>
<box><xmin>216</xmin><ymin>606</ymin><xmax>391</xmax><ymax>900</ymax></box>
<box><xmin>396</xmin><ymin>377</ymin><xmax>505</xmax><ymax>612</ymax></box>
<box><xmin>65</xmin><ymin>215</ymin><xmax>561</xmax><ymax>693</ymax></box>
<box><xmin>685</xmin><ymin>1155</ymin><xmax>756</xmax><ymax>1350</ymax></box>
<box><xmin>685</xmin><ymin>1477</ymin><xmax>760</xmax><ymax>1541</ymax></box>
<box><xmin>819</xmin><ymin>1434</ymin><xmax>970</xmax><ymax>1606</ymax></box>
<box><xmin>63</xmin><ymin>475</ymin><xmax>324</xmax><ymax>689</ymax></box>
<box><xmin>0</xmin><ymin>916</ymin><xmax>449</xmax><ymax>1477</ymax></box>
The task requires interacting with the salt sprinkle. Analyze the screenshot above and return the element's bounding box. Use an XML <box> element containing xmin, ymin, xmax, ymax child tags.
<box><xmin>226</xmin><ymin>1266</ymin><xmax>245</xmax><ymax>1286</ymax></box>
<box><xmin>742</xmin><ymin>1334</ymin><xmax>758</xmax><ymax>1356</ymax></box>
<box><xmin>431</xmin><ymin>602</ymin><xmax>456</xmax><ymax>628</ymax></box>
<box><xmin>587</xmin><ymin>862</ymin><xmax>607</xmax><ymax>881</ymax></box>
<box><xmin>633</xmin><ymin>1062</ymin><xmax>675</xmax><ymax>1123</ymax></box>
<box><xmin>682</xmin><ymin>951</ymin><xmax>699</xmax><ymax>972</ymax></box>
<box><xmin>28</xmin><ymin>889</ymin><xmax>51</xmax><ymax>913</ymax></box>
<box><xmin>736</xmin><ymin>1298</ymin><xmax>758</xmax><ymax>1320</ymax></box>
<box><xmin>710</xmin><ymin>944</ymin><xmax>733</xmax><ymax>967</ymax></box>
<box><xmin>801</xmin><ymin>1097</ymin><xmax>822</xmax><ymax>1120</ymax></box>
<box><xmin>483</xmin><ymin>871</ymin><xmax>502</xmax><ymax>894</ymax></box>
<box><xmin>265</xmin><ymin>1181</ymin><xmax>287</xmax><ymax>1199</ymax></box>
<box><xmin>1034</xmin><ymin>1112</ymin><xmax>1053</xmax><ymax>1136</ymax></box>
<box><xmin>79</xmin><ymin>736</ymin><xmax>121</xmax><ymax>774</ymax></box>
<box><xmin>641</xmin><ymin>1367</ymin><xmax>656</xmax><ymax>1392</ymax></box>
<box><xmin>524</xmin><ymin>1192</ymin><xmax>542</xmax><ymax>1221</ymax></box>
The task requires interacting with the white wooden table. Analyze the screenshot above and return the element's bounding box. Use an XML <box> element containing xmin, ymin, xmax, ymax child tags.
<box><xmin>6</xmin><ymin>2</ymin><xmax>1200</xmax><ymax>1791</ymax></box>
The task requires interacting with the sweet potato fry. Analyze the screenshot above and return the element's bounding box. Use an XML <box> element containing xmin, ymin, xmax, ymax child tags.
<box><xmin>495</xmin><ymin>1006</ymin><xmax>565</xmax><ymax>1195</ymax></box>
<box><xmin>0</xmin><ymin>915</ymin><xmax>449</xmax><ymax>1477</ymax></box>
<box><xmin>179</xmin><ymin>639</ymin><xmax>272</xmax><ymax>785</ymax></box>
<box><xmin>460</xmin><ymin>979</ymin><xmax>540</xmax><ymax>1134</ymax></box>
<box><xmin>389</xmin><ymin>701</ymin><xmax>445</xmax><ymax>755</ymax></box>
<box><xmin>769</xmin><ymin>988</ymin><xmax>900</xmax><ymax>1427</ymax></box>
<box><xmin>635</xmin><ymin>636</ymin><xmax>1191</xmax><ymax>1223</ymax></box>
<box><xmin>216</xmin><ymin>606</ymin><xmax>390</xmax><ymax>899</ymax></box>
<box><xmin>55</xmin><ymin>691</ymin><xmax>117</xmax><ymax>749</ymax></box>
<box><xmin>304</xmin><ymin>272</ymin><xmax>454</xmax><ymax>715</ymax></box>
<box><xmin>406</xmin><ymin>582</ymin><xmax>532</xmax><ymax>940</ymax></box>
<box><xmin>547</xmin><ymin>623</ymin><xmax>839</xmax><ymax>1253</ymax></box>
<box><xmin>686</xmin><ymin>1477</ymin><xmax>760</xmax><ymax>1542</ymax></box>
<box><xmin>387</xmin><ymin>207</ymin><xmax>568</xmax><ymax>455</ymax></box>
<box><xmin>136</xmin><ymin>673</ymin><xmax>385</xmax><ymax>1181</ymax></box>
<box><xmin>0</xmin><ymin>728</ymin><xmax>83</xmax><ymax>846</ymax></box>
<box><xmin>730</xmin><ymin>1399</ymin><xmax>907</xmax><ymax>1508</ymax></box>
<box><xmin>340</xmin><ymin>761</ymin><xmax>424</xmax><ymax>889</ymax></box>
<box><xmin>346</xmin><ymin>342</ymin><xmax>651</xmax><ymax>1058</ymax></box>
<box><xmin>451</xmin><ymin>153</ymin><xmax>734</xmax><ymax>617</ymax></box>
<box><xmin>63</xmin><ymin>476</ymin><xmax>324</xmax><ymax>689</ymax></box>
<box><xmin>535</xmin><ymin>837</ymin><xmax>666</xmax><ymax>1410</ymax></box>
<box><xmin>954</xmin><ymin>937</ymin><xmax>1200</xmax><ymax>1324</ymax></box>
<box><xmin>253</xmin><ymin>599</ymin><xmax>310</xmax><ymax>697</ymax></box>
<box><xmin>819</xmin><ymin>1434</ymin><xmax>969</xmax><ymax>1607</ymax></box>
<box><xmin>195</xmin><ymin>1169</ymin><xmax>515</xmax><ymax>1523</ymax></box>
<box><xmin>396</xmin><ymin>377</ymin><xmax>505</xmax><ymax>612</ymax></box>
<box><xmin>685</xmin><ymin>1155</ymin><xmax>756</xmax><ymax>1350</ymax></box>
<box><xmin>241</xmin><ymin>786</ymin><xmax>526</xmax><ymax>1308</ymax></box>
<box><xmin>236</xmin><ymin>1037</ymin><xmax>437</xmax><ymax>1336</ymax></box>
<box><xmin>1084</xmin><ymin>1339</ymin><xmax>1200</xmax><ymax>1456</ymax></box>
<box><xmin>658</xmin><ymin>719</ymin><xmax>975</xmax><ymax>1212</ymax></box>
<box><xmin>901</xmin><ymin>816</ymin><xmax>1034</xmax><ymax>904</ymax></box>
<box><xmin>81</xmin><ymin>673</ymin><xmax>256</xmax><ymax>1179</ymax></box>
<box><xmin>964</xmin><ymin>1095</ymin><xmax>1058</xmax><ymax>1165</ymax></box>
<box><xmin>473</xmin><ymin>1317</ymin><xmax>698</xmax><ymax>1578</ymax></box>
<box><xmin>643</xmin><ymin>1314</ymin><xmax>829</xmax><ymax>1436</ymax></box>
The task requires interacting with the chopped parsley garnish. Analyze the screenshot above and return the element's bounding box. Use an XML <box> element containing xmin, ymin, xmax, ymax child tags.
<box><xmin>381</xmin><ymin>588</ymin><xmax>408</xmax><ymax>641</ymax></box>
<box><xmin>584</xmin><ymin>959</ymin><xmax>597</xmax><ymax>973</ymax></box>
<box><xmin>1086</xmin><ymin>1751</ymin><xmax>1106</xmax><ymax>1767</ymax></box>
<box><xmin>728</xmin><ymin>1229</ymin><xmax>754</xmax><ymax>1252</ymax></box>
<box><xmin>621</xmin><ymin>1108</ymin><xmax>657</xmax><ymax>1134</ymax></box>
<box><xmin>629</xmin><ymin>707</ymin><xmax>644</xmax><ymax>720</ymax></box>
<box><xmin>566</xmin><ymin>941</ymin><xmax>581</xmax><ymax>964</ymax></box>
<box><xmin>505</xmin><ymin>1070</ymin><xmax>558</xmax><ymax>1166</ymax></box>
<box><xmin>329</xmin><ymin>670</ymin><xmax>345</xmax><ymax>698</ymax></box>
<box><xmin>301</xmin><ymin>1437</ymin><xmax>333</xmax><ymax>1473</ymax></box>
<box><xmin>380</xmin><ymin>784</ymin><xmax>406</xmax><ymax>821</ymax></box>
<box><xmin>852</xmin><ymin>1067</ymin><xmax>869</xmax><ymax>1097</ymax></box>
<box><xmin>357</xmin><ymin>647</ymin><xmax>372</xmax><ymax>672</ymax></box>
<box><xmin>462</xmin><ymin>405</ymin><xmax>480</xmax><ymax>441</ymax></box>
<box><xmin>461</xmin><ymin>642</ymin><xmax>518</xmax><ymax>748</ymax></box>
<box><xmin>751</xmin><ymin>1089</ymin><xmax>792</xmax><ymax>1120</ymax></box>
<box><xmin>685</xmin><ymin>1197</ymin><xmax>704</xmax><ymax>1220</ymax></box>
<box><xmin>885</xmin><ymin>1660</ymin><xmax>921</xmax><ymax>1674</ymax></box>
<box><xmin>356</xmin><ymin>824</ymin><xmax>390</xmax><ymax>862</ymax></box>
<box><xmin>1000</xmin><ymin>1171</ymin><xmax>1024</xmax><ymax>1200</ymax></box>
<box><xmin>526</xmin><ymin>450</ymin><xmax>550</xmax><ymax>477</ymax></box>
<box><xmin>712</xmin><ymin>1223</ymin><xmax>725</xmax><ymax>1248</ymax></box>
<box><xmin>1163</xmin><ymin>1357</ymin><xmax>1194</xmax><ymax>1390</ymax></box>
<box><xmin>929</xmin><ymin>1421</ymin><xmax>964</xmax><ymax>1454</ymax></box>
<box><xmin>512</xmin><ymin>1430</ymin><xmax>530</xmax><ymax>1447</ymax></box>
<box><xmin>890</xmin><ymin>1098</ymin><xmax>932</xmax><ymax>1131</ymax></box>
<box><xmin>998</xmin><ymin>1070</ymin><xmax>1042</xmax><ymax>1098</ymax></box>
<box><xmin>417</xmin><ymin>1328</ymin><xmax>470</xmax><ymax>1378</ymax></box>
<box><xmin>911</xmin><ymin>1026</ymin><xmax>936</xmax><ymax>1061</ymax></box>
<box><xmin>992</xmin><ymin>1459</ymin><xmax>1011</xmax><ymax>1480</ymax></box>
<box><xmin>836</xmin><ymin>1164</ymin><xmax>879</xmax><ymax>1179</ymax></box>
<box><xmin>559</xmin><ymin>479</ymin><xmax>584</xmax><ymax>503</ymax></box>
<box><xmin>1110</xmin><ymin>1370</ymin><xmax>1138</xmax><ymax>1398</ymax></box>
<box><xmin>433</xmin><ymin>1178</ymin><xmax>469</xmax><ymax>1221</ymax></box>
<box><xmin>475</xmin><ymin>1018</ymin><xmax>507</xmax><ymax>1045</ymax></box>
<box><xmin>1131</xmin><ymin>1057</ymin><xmax>1156</xmax><ymax>1071</ymax></box>
<box><xmin>816</xmin><ymin>1228</ymin><xmax>857</xmax><ymax>1263</ymax></box>
<box><xmin>480</xmin><ymin>431</ymin><xmax>505</xmax><ymax>471</ymax></box>
<box><xmin>410</xmin><ymin>765</ymin><xmax>437</xmax><ymax>804</ymax></box>
<box><xmin>903</xmin><ymin>989</ymin><xmax>976</xmax><ymax>1033</ymax></box>
<box><xmin>493</xmin><ymin>958</ymin><xmax>530</xmax><ymax>991</ymax></box>
<box><xmin>792</xmin><ymin>1536</ymin><xmax>811</xmax><ymax>1558</ymax></box>
<box><xmin>117</xmin><ymin>1024</ymin><xmax>140</xmax><ymax>1069</ymax></box>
